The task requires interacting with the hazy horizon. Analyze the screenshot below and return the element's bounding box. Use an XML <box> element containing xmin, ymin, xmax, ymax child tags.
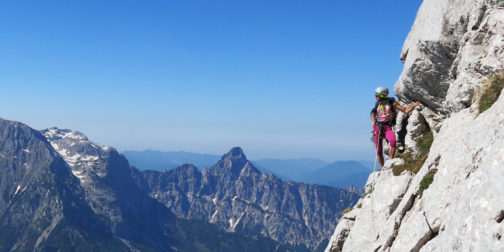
<box><xmin>121</xmin><ymin>148</ymin><xmax>376</xmax><ymax>163</ymax></box>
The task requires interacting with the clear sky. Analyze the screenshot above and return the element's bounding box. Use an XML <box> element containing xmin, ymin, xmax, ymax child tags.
<box><xmin>0</xmin><ymin>0</ymin><xmax>422</xmax><ymax>161</ymax></box>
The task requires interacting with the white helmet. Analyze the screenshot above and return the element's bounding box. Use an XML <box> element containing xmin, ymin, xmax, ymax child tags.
<box><xmin>375</xmin><ymin>87</ymin><xmax>389</xmax><ymax>97</ymax></box>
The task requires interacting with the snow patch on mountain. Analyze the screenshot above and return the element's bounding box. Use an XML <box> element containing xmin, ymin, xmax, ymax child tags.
<box><xmin>42</xmin><ymin>127</ymin><xmax>111</xmax><ymax>183</ymax></box>
<box><xmin>13</xmin><ymin>185</ymin><xmax>21</xmax><ymax>195</ymax></box>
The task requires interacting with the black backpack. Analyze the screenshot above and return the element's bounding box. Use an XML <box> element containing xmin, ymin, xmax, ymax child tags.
<box><xmin>371</xmin><ymin>97</ymin><xmax>397</xmax><ymax>126</ymax></box>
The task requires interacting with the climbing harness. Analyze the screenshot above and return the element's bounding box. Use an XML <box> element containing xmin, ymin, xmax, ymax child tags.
<box><xmin>373</xmin><ymin>98</ymin><xmax>397</xmax><ymax>127</ymax></box>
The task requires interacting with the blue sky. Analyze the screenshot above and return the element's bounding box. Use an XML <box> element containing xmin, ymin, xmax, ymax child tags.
<box><xmin>0</xmin><ymin>0</ymin><xmax>422</xmax><ymax>161</ymax></box>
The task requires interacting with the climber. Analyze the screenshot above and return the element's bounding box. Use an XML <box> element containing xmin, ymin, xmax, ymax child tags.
<box><xmin>371</xmin><ymin>87</ymin><xmax>421</xmax><ymax>168</ymax></box>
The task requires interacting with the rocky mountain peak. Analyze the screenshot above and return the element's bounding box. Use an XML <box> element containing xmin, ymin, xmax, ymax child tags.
<box><xmin>0</xmin><ymin>118</ymin><xmax>55</xmax><ymax>158</ymax></box>
<box><xmin>42</xmin><ymin>127</ymin><xmax>111</xmax><ymax>155</ymax></box>
<box><xmin>41</xmin><ymin>127</ymin><xmax>114</xmax><ymax>184</ymax></box>
<box><xmin>0</xmin><ymin>119</ymin><xmax>129</xmax><ymax>251</ymax></box>
<box><xmin>222</xmin><ymin>146</ymin><xmax>246</xmax><ymax>161</ymax></box>
<box><xmin>44</xmin><ymin>127</ymin><xmax>89</xmax><ymax>142</ymax></box>
<box><xmin>212</xmin><ymin>147</ymin><xmax>259</xmax><ymax>176</ymax></box>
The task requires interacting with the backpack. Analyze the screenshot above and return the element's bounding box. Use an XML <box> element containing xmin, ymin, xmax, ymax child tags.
<box><xmin>372</xmin><ymin>97</ymin><xmax>397</xmax><ymax>126</ymax></box>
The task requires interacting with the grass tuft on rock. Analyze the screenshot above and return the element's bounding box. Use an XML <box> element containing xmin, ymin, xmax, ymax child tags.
<box><xmin>342</xmin><ymin>208</ymin><xmax>353</xmax><ymax>215</ymax></box>
<box><xmin>478</xmin><ymin>73</ymin><xmax>504</xmax><ymax>114</ymax></box>
<box><xmin>393</xmin><ymin>131</ymin><xmax>433</xmax><ymax>176</ymax></box>
<box><xmin>417</xmin><ymin>131</ymin><xmax>434</xmax><ymax>155</ymax></box>
<box><xmin>418</xmin><ymin>170</ymin><xmax>436</xmax><ymax>197</ymax></box>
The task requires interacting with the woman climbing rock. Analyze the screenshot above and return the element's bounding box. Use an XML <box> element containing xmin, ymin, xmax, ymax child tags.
<box><xmin>371</xmin><ymin>87</ymin><xmax>421</xmax><ymax>168</ymax></box>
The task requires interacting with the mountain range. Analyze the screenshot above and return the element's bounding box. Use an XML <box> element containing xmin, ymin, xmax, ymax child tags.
<box><xmin>0</xmin><ymin>120</ymin><xmax>306</xmax><ymax>251</ymax></box>
<box><xmin>131</xmin><ymin>147</ymin><xmax>361</xmax><ymax>250</ymax></box>
<box><xmin>123</xmin><ymin>150</ymin><xmax>373</xmax><ymax>189</ymax></box>
<box><xmin>0</xmin><ymin>118</ymin><xmax>360</xmax><ymax>251</ymax></box>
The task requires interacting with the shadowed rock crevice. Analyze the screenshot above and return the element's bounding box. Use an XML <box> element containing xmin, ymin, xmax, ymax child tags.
<box><xmin>496</xmin><ymin>210</ymin><xmax>504</xmax><ymax>224</ymax></box>
<box><xmin>383</xmin><ymin>193</ymin><xmax>417</xmax><ymax>250</ymax></box>
<box><xmin>396</xmin><ymin>114</ymin><xmax>410</xmax><ymax>153</ymax></box>
<box><xmin>410</xmin><ymin>212</ymin><xmax>440</xmax><ymax>252</ymax></box>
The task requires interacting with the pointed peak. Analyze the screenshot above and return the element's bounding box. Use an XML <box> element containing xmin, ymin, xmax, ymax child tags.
<box><xmin>222</xmin><ymin>147</ymin><xmax>246</xmax><ymax>160</ymax></box>
<box><xmin>212</xmin><ymin>147</ymin><xmax>262</xmax><ymax>177</ymax></box>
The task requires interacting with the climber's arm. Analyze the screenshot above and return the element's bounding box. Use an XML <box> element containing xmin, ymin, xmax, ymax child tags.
<box><xmin>394</xmin><ymin>101</ymin><xmax>421</xmax><ymax>114</ymax></box>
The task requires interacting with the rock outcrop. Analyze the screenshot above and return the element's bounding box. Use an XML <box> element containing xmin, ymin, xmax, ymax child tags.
<box><xmin>396</xmin><ymin>0</ymin><xmax>504</xmax><ymax>114</ymax></box>
<box><xmin>326</xmin><ymin>0</ymin><xmax>504</xmax><ymax>251</ymax></box>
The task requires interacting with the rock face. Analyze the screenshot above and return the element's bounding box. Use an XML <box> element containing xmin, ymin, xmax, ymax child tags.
<box><xmin>396</xmin><ymin>0</ymin><xmax>504</xmax><ymax>114</ymax></box>
<box><xmin>326</xmin><ymin>93</ymin><xmax>504</xmax><ymax>252</ymax></box>
<box><xmin>132</xmin><ymin>147</ymin><xmax>361</xmax><ymax>251</ymax></box>
<box><xmin>326</xmin><ymin>0</ymin><xmax>504</xmax><ymax>251</ymax></box>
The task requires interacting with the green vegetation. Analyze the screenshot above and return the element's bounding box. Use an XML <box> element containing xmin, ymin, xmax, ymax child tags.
<box><xmin>417</xmin><ymin>130</ymin><xmax>434</xmax><ymax>155</ymax></box>
<box><xmin>418</xmin><ymin>171</ymin><xmax>436</xmax><ymax>197</ymax></box>
<box><xmin>478</xmin><ymin>73</ymin><xmax>504</xmax><ymax>114</ymax></box>
<box><xmin>393</xmin><ymin>131</ymin><xmax>434</xmax><ymax>176</ymax></box>
<box><xmin>342</xmin><ymin>208</ymin><xmax>353</xmax><ymax>215</ymax></box>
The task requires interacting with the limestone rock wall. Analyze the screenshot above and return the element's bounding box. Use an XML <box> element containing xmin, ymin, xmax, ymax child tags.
<box><xmin>326</xmin><ymin>0</ymin><xmax>504</xmax><ymax>251</ymax></box>
<box><xmin>327</xmin><ymin>88</ymin><xmax>504</xmax><ymax>252</ymax></box>
<box><xmin>396</xmin><ymin>0</ymin><xmax>504</xmax><ymax>114</ymax></box>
